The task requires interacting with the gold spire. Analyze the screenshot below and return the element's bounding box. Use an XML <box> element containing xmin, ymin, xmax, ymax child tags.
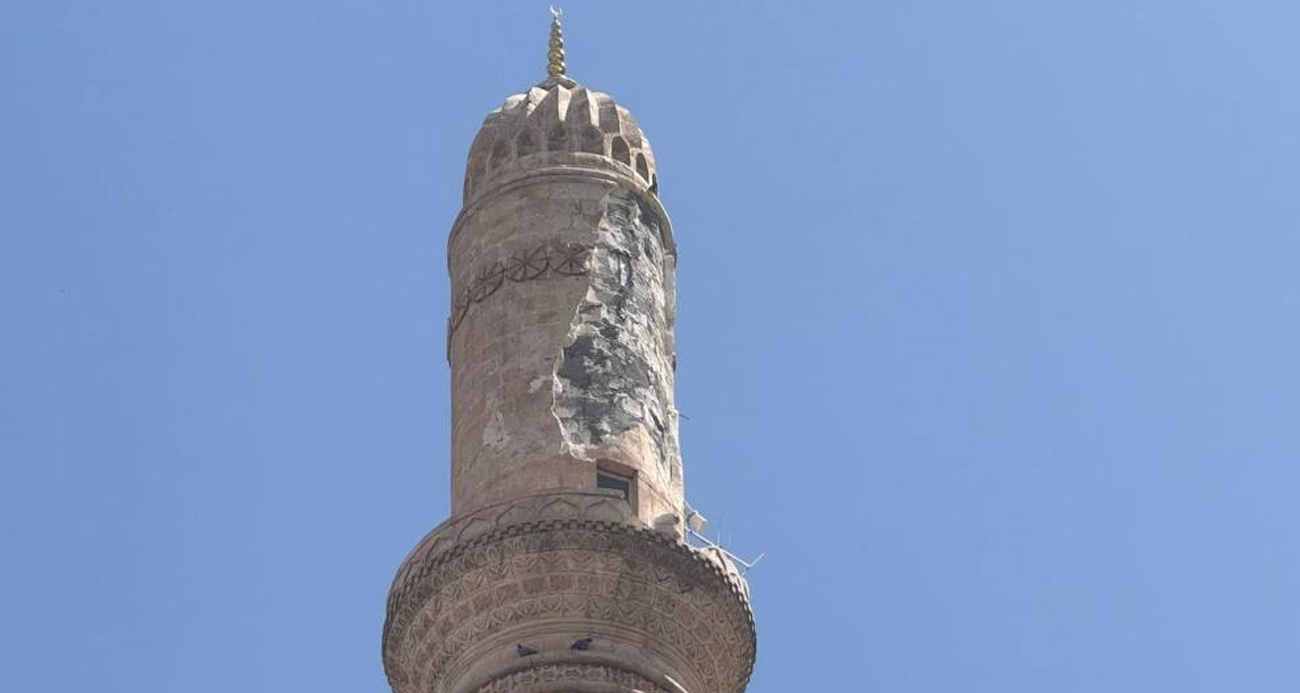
<box><xmin>547</xmin><ymin>6</ymin><xmax>566</xmax><ymax>77</ymax></box>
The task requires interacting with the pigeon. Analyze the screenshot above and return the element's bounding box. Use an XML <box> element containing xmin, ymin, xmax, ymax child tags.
<box><xmin>516</xmin><ymin>644</ymin><xmax>538</xmax><ymax>657</ymax></box>
<box><xmin>570</xmin><ymin>637</ymin><xmax>592</xmax><ymax>651</ymax></box>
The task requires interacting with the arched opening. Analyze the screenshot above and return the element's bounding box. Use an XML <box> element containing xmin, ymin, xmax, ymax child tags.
<box><xmin>546</xmin><ymin>122</ymin><xmax>568</xmax><ymax>152</ymax></box>
<box><xmin>577</xmin><ymin>125</ymin><xmax>604</xmax><ymax>155</ymax></box>
<box><xmin>465</xmin><ymin>157</ymin><xmax>485</xmax><ymax>197</ymax></box>
<box><xmin>488</xmin><ymin>139</ymin><xmax>510</xmax><ymax>171</ymax></box>
<box><xmin>635</xmin><ymin>153</ymin><xmax>650</xmax><ymax>181</ymax></box>
<box><xmin>611</xmin><ymin>136</ymin><xmax>631</xmax><ymax>165</ymax></box>
<box><xmin>516</xmin><ymin>127</ymin><xmax>541</xmax><ymax>157</ymax></box>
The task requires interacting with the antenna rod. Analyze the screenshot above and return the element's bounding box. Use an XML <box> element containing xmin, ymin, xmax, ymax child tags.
<box><xmin>685</xmin><ymin>527</ymin><xmax>766</xmax><ymax>574</ymax></box>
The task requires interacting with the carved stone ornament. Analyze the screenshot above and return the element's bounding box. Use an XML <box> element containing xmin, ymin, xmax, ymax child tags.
<box><xmin>450</xmin><ymin>241</ymin><xmax>594</xmax><ymax>335</ymax></box>
<box><xmin>473</xmin><ymin>663</ymin><xmax>671</xmax><ymax>693</ymax></box>
<box><xmin>383</xmin><ymin>497</ymin><xmax>756</xmax><ymax>693</ymax></box>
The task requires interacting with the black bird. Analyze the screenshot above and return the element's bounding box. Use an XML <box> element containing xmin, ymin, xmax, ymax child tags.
<box><xmin>570</xmin><ymin>637</ymin><xmax>593</xmax><ymax>651</ymax></box>
<box><xmin>516</xmin><ymin>644</ymin><xmax>538</xmax><ymax>657</ymax></box>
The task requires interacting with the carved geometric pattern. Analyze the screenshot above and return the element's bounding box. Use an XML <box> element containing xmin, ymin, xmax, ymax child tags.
<box><xmin>473</xmin><ymin>663</ymin><xmax>671</xmax><ymax>693</ymax></box>
<box><xmin>449</xmin><ymin>241</ymin><xmax>594</xmax><ymax>336</ymax></box>
<box><xmin>504</xmin><ymin>245</ymin><xmax>549</xmax><ymax>282</ymax></box>
<box><xmin>471</xmin><ymin>261</ymin><xmax>506</xmax><ymax>302</ymax></box>
<box><xmin>383</xmin><ymin>513</ymin><xmax>755</xmax><ymax>693</ymax></box>
<box><xmin>389</xmin><ymin>491</ymin><xmax>636</xmax><ymax>596</ymax></box>
<box><xmin>550</xmin><ymin>243</ymin><xmax>591</xmax><ymax>276</ymax></box>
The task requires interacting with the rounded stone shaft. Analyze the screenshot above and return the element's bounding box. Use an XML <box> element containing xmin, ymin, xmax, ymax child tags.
<box><xmin>447</xmin><ymin>78</ymin><xmax>681</xmax><ymax>529</ymax></box>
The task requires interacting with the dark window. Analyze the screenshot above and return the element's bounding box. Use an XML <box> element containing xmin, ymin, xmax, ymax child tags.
<box><xmin>546</xmin><ymin>122</ymin><xmax>568</xmax><ymax>152</ymax></box>
<box><xmin>516</xmin><ymin>127</ymin><xmax>541</xmax><ymax>157</ymax></box>
<box><xmin>611</xmin><ymin>136</ymin><xmax>631</xmax><ymax>165</ymax></box>
<box><xmin>596</xmin><ymin>471</ymin><xmax>632</xmax><ymax>502</ymax></box>
<box><xmin>577</xmin><ymin>125</ymin><xmax>604</xmax><ymax>155</ymax></box>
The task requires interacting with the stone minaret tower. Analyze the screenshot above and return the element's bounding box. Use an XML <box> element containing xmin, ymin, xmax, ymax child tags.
<box><xmin>383</xmin><ymin>10</ymin><xmax>756</xmax><ymax>693</ymax></box>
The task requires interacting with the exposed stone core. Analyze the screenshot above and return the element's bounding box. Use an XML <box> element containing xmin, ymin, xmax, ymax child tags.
<box><xmin>555</xmin><ymin>189</ymin><xmax>681</xmax><ymax>482</ymax></box>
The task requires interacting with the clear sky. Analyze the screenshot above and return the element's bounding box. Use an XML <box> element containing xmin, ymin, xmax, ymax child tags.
<box><xmin>3</xmin><ymin>2</ymin><xmax>1299</xmax><ymax>691</ymax></box>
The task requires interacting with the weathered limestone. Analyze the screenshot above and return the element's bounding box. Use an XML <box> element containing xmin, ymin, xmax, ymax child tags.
<box><xmin>445</xmin><ymin>76</ymin><xmax>680</xmax><ymax>529</ymax></box>
<box><xmin>383</xmin><ymin>75</ymin><xmax>755</xmax><ymax>693</ymax></box>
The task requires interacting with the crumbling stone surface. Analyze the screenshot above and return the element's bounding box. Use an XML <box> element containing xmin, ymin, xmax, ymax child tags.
<box><xmin>554</xmin><ymin>189</ymin><xmax>680</xmax><ymax>482</ymax></box>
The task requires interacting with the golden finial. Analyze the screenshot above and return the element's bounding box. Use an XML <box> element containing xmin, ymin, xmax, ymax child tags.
<box><xmin>547</xmin><ymin>6</ymin><xmax>566</xmax><ymax>77</ymax></box>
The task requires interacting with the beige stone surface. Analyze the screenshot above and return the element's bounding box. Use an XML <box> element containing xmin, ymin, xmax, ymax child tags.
<box><xmin>446</xmin><ymin>77</ymin><xmax>681</xmax><ymax>529</ymax></box>
<box><xmin>384</xmin><ymin>75</ymin><xmax>755</xmax><ymax>693</ymax></box>
<box><xmin>384</xmin><ymin>495</ymin><xmax>756</xmax><ymax>693</ymax></box>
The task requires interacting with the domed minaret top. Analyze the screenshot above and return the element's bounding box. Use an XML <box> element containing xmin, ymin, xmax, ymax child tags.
<box><xmin>460</xmin><ymin>7</ymin><xmax>658</xmax><ymax>207</ymax></box>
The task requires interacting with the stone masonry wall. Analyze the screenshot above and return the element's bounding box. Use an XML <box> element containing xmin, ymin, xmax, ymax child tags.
<box><xmin>446</xmin><ymin>179</ymin><xmax>682</xmax><ymax>527</ymax></box>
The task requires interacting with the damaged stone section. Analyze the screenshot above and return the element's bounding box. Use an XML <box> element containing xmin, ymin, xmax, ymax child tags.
<box><xmin>481</xmin><ymin>392</ymin><xmax>509</xmax><ymax>451</ymax></box>
<box><xmin>554</xmin><ymin>189</ymin><xmax>681</xmax><ymax>477</ymax></box>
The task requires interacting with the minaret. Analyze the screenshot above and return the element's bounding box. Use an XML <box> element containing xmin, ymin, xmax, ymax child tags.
<box><xmin>383</xmin><ymin>10</ymin><xmax>756</xmax><ymax>693</ymax></box>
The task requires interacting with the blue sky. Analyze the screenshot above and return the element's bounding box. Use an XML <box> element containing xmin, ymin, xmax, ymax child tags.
<box><xmin>3</xmin><ymin>2</ymin><xmax>1299</xmax><ymax>691</ymax></box>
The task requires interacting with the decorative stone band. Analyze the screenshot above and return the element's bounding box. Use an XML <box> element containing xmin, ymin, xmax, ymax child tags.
<box><xmin>383</xmin><ymin>516</ymin><xmax>756</xmax><ymax>693</ymax></box>
<box><xmin>473</xmin><ymin>662</ymin><xmax>671</xmax><ymax>693</ymax></box>
<box><xmin>387</xmin><ymin>490</ymin><xmax>639</xmax><ymax>619</ymax></box>
<box><xmin>449</xmin><ymin>241</ymin><xmax>593</xmax><ymax>336</ymax></box>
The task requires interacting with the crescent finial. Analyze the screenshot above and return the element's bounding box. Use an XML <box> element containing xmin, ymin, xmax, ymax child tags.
<box><xmin>546</xmin><ymin>6</ymin><xmax>566</xmax><ymax>77</ymax></box>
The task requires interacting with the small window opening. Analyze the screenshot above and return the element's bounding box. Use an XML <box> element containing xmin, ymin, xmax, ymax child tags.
<box><xmin>489</xmin><ymin>139</ymin><xmax>510</xmax><ymax>170</ymax></box>
<box><xmin>596</xmin><ymin>469</ymin><xmax>635</xmax><ymax>504</ymax></box>
<box><xmin>546</xmin><ymin>122</ymin><xmax>568</xmax><ymax>152</ymax></box>
<box><xmin>516</xmin><ymin>127</ymin><xmax>541</xmax><ymax>157</ymax></box>
<box><xmin>611</xmin><ymin>136</ymin><xmax>631</xmax><ymax>165</ymax></box>
<box><xmin>577</xmin><ymin>125</ymin><xmax>604</xmax><ymax>155</ymax></box>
